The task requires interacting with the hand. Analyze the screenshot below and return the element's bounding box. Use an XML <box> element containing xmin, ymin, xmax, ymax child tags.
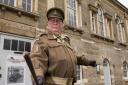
<box><xmin>89</xmin><ymin>60</ymin><xmax>97</xmax><ymax>67</ymax></box>
<box><xmin>37</xmin><ymin>76</ymin><xmax>43</xmax><ymax>85</ymax></box>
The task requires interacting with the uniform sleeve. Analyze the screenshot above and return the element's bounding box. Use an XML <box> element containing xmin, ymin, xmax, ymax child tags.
<box><xmin>30</xmin><ymin>40</ymin><xmax>48</xmax><ymax>78</ymax></box>
<box><xmin>77</xmin><ymin>55</ymin><xmax>97</xmax><ymax>67</ymax></box>
<box><xmin>77</xmin><ymin>55</ymin><xmax>91</xmax><ymax>66</ymax></box>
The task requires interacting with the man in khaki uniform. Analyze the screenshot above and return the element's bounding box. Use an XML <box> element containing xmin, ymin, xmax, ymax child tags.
<box><xmin>30</xmin><ymin>7</ymin><xmax>97</xmax><ymax>85</ymax></box>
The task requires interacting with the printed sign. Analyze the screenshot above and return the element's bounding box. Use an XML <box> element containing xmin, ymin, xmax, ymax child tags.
<box><xmin>6</xmin><ymin>55</ymin><xmax>26</xmax><ymax>85</ymax></box>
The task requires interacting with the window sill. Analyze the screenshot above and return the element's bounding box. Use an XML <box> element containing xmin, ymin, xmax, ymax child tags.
<box><xmin>118</xmin><ymin>42</ymin><xmax>127</xmax><ymax>47</ymax></box>
<box><xmin>123</xmin><ymin>77</ymin><xmax>128</xmax><ymax>81</ymax></box>
<box><xmin>0</xmin><ymin>3</ymin><xmax>39</xmax><ymax>20</ymax></box>
<box><xmin>64</xmin><ymin>25</ymin><xmax>84</xmax><ymax>34</ymax></box>
<box><xmin>90</xmin><ymin>33</ymin><xmax>114</xmax><ymax>43</ymax></box>
<box><xmin>88</xmin><ymin>4</ymin><xmax>98</xmax><ymax>13</ymax></box>
<box><xmin>74</xmin><ymin>81</ymin><xmax>84</xmax><ymax>85</ymax></box>
<box><xmin>74</xmin><ymin>79</ymin><xmax>88</xmax><ymax>84</ymax></box>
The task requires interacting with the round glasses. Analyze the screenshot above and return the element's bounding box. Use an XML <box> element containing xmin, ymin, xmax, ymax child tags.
<box><xmin>48</xmin><ymin>18</ymin><xmax>63</xmax><ymax>23</ymax></box>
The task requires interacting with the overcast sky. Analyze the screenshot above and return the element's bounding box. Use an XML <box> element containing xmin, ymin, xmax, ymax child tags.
<box><xmin>118</xmin><ymin>0</ymin><xmax>128</xmax><ymax>8</ymax></box>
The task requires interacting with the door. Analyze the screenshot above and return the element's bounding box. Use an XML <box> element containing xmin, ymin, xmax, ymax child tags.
<box><xmin>0</xmin><ymin>34</ymin><xmax>34</xmax><ymax>85</ymax></box>
<box><xmin>103</xmin><ymin>59</ymin><xmax>112</xmax><ymax>85</ymax></box>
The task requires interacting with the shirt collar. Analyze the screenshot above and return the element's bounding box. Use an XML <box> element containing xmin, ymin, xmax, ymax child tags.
<box><xmin>47</xmin><ymin>32</ymin><xmax>65</xmax><ymax>40</ymax></box>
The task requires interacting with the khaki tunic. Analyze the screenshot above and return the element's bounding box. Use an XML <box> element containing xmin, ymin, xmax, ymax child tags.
<box><xmin>30</xmin><ymin>33</ymin><xmax>91</xmax><ymax>85</ymax></box>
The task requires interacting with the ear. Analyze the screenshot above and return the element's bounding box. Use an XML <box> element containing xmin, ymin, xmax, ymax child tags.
<box><xmin>46</xmin><ymin>26</ymin><xmax>49</xmax><ymax>29</ymax></box>
<box><xmin>61</xmin><ymin>23</ymin><xmax>64</xmax><ymax>27</ymax></box>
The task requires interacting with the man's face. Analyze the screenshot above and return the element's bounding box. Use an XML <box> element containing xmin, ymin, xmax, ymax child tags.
<box><xmin>47</xmin><ymin>17</ymin><xmax>63</xmax><ymax>33</ymax></box>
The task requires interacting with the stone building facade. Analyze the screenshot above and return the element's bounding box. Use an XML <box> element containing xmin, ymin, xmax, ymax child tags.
<box><xmin>0</xmin><ymin>0</ymin><xmax>128</xmax><ymax>85</ymax></box>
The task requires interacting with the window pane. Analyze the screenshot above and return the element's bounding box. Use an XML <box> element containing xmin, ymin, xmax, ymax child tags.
<box><xmin>67</xmin><ymin>0</ymin><xmax>76</xmax><ymax>27</ymax></box>
<box><xmin>92</xmin><ymin>12</ymin><xmax>97</xmax><ymax>33</ymax></box>
<box><xmin>22</xmin><ymin>0</ymin><xmax>26</xmax><ymax>11</ymax></box>
<box><xmin>98</xmin><ymin>8</ymin><xmax>105</xmax><ymax>36</ymax></box>
<box><xmin>4</xmin><ymin>0</ymin><xmax>8</xmax><ymax>4</ymax></box>
<box><xmin>27</xmin><ymin>0</ymin><xmax>31</xmax><ymax>3</ymax></box>
<box><xmin>126</xmin><ymin>20</ymin><xmax>128</xmax><ymax>35</ymax></box>
<box><xmin>27</xmin><ymin>4</ymin><xmax>31</xmax><ymax>12</ymax></box>
<box><xmin>18</xmin><ymin>41</ymin><xmax>25</xmax><ymax>51</ymax></box>
<box><xmin>73</xmin><ymin>16</ymin><xmax>76</xmax><ymax>26</ymax></box>
<box><xmin>27</xmin><ymin>0</ymin><xmax>31</xmax><ymax>12</ymax></box>
<box><xmin>9</xmin><ymin>0</ymin><xmax>14</xmax><ymax>6</ymax></box>
<box><xmin>116</xmin><ymin>17</ymin><xmax>126</xmax><ymax>43</ymax></box>
<box><xmin>76</xmin><ymin>65</ymin><xmax>80</xmax><ymax>80</ymax></box>
<box><xmin>25</xmin><ymin>42</ymin><xmax>31</xmax><ymax>52</ymax></box>
<box><xmin>11</xmin><ymin>40</ymin><xmax>18</xmax><ymax>51</ymax></box>
<box><xmin>123</xmin><ymin>63</ymin><xmax>128</xmax><ymax>77</ymax></box>
<box><xmin>72</xmin><ymin>0</ymin><xmax>75</xmax><ymax>9</ymax></box>
<box><xmin>67</xmin><ymin>0</ymin><xmax>69</xmax><ymax>5</ymax></box>
<box><xmin>103</xmin><ymin>61</ymin><xmax>111</xmax><ymax>85</ymax></box>
<box><xmin>0</xmin><ymin>0</ymin><xmax>2</xmax><ymax>3</ymax></box>
<box><xmin>23</xmin><ymin>0</ymin><xmax>26</xmax><ymax>2</ymax></box>
<box><xmin>22</xmin><ymin>0</ymin><xmax>31</xmax><ymax>12</ymax></box>
<box><xmin>22</xmin><ymin>2</ymin><xmax>26</xmax><ymax>11</ymax></box>
<box><xmin>3</xmin><ymin>39</ymin><xmax>11</xmax><ymax>50</ymax></box>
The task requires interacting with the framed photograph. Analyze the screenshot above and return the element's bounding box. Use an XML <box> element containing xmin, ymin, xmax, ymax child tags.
<box><xmin>6</xmin><ymin>55</ymin><xmax>26</xmax><ymax>85</ymax></box>
<box><xmin>7</xmin><ymin>66</ymin><xmax>24</xmax><ymax>84</ymax></box>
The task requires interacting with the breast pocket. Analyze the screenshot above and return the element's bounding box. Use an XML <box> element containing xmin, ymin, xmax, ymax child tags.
<box><xmin>48</xmin><ymin>43</ymin><xmax>67</xmax><ymax>63</ymax></box>
<box><xmin>65</xmin><ymin>44</ymin><xmax>77</xmax><ymax>64</ymax></box>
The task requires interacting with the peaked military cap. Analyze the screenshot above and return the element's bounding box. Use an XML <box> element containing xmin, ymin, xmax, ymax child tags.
<box><xmin>47</xmin><ymin>7</ymin><xmax>65</xmax><ymax>21</ymax></box>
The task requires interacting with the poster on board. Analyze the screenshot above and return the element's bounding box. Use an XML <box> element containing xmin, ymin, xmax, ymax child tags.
<box><xmin>6</xmin><ymin>54</ymin><xmax>26</xmax><ymax>85</ymax></box>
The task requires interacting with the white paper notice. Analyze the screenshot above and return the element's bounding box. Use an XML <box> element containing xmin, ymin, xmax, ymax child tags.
<box><xmin>6</xmin><ymin>55</ymin><xmax>26</xmax><ymax>85</ymax></box>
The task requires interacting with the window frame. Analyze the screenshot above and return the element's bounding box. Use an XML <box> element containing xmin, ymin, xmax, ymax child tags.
<box><xmin>67</xmin><ymin>0</ymin><xmax>77</xmax><ymax>27</ymax></box>
<box><xmin>3</xmin><ymin>38</ymin><xmax>11</xmax><ymax>50</ymax></box>
<box><xmin>11</xmin><ymin>39</ymin><xmax>18</xmax><ymax>51</ymax></box>
<box><xmin>126</xmin><ymin>19</ymin><xmax>128</xmax><ymax>40</ymax></box>
<box><xmin>65</xmin><ymin>0</ymin><xmax>82</xmax><ymax>28</ymax></box>
<box><xmin>18</xmin><ymin>40</ymin><xmax>25</xmax><ymax>52</ymax></box>
<box><xmin>22</xmin><ymin>0</ymin><xmax>33</xmax><ymax>12</ymax></box>
<box><xmin>97</xmin><ymin>7</ymin><xmax>106</xmax><ymax>37</ymax></box>
<box><xmin>123</xmin><ymin>61</ymin><xmax>128</xmax><ymax>80</ymax></box>
<box><xmin>116</xmin><ymin>17</ymin><xmax>126</xmax><ymax>43</ymax></box>
<box><xmin>90</xmin><ymin>10</ymin><xmax>98</xmax><ymax>34</ymax></box>
<box><xmin>3</xmin><ymin>38</ymin><xmax>31</xmax><ymax>52</ymax></box>
<box><xmin>0</xmin><ymin>0</ymin><xmax>15</xmax><ymax>6</ymax></box>
<box><xmin>76</xmin><ymin>2</ymin><xmax>82</xmax><ymax>28</ymax></box>
<box><xmin>103</xmin><ymin>59</ymin><xmax>112</xmax><ymax>85</ymax></box>
<box><xmin>75</xmin><ymin>65</ymin><xmax>83</xmax><ymax>84</ymax></box>
<box><xmin>104</xmin><ymin>15</ymin><xmax>114</xmax><ymax>39</ymax></box>
<box><xmin>90</xmin><ymin>6</ymin><xmax>111</xmax><ymax>38</ymax></box>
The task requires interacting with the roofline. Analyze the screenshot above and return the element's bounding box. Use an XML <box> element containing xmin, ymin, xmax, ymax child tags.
<box><xmin>112</xmin><ymin>0</ymin><xmax>128</xmax><ymax>13</ymax></box>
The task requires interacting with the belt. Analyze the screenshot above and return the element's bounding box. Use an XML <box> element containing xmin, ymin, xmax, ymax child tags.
<box><xmin>45</xmin><ymin>76</ymin><xmax>73</xmax><ymax>85</ymax></box>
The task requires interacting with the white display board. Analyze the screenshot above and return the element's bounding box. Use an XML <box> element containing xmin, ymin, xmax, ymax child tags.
<box><xmin>6</xmin><ymin>55</ymin><xmax>26</xmax><ymax>85</ymax></box>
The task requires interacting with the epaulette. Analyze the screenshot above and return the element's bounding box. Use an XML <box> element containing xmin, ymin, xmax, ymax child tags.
<box><xmin>62</xmin><ymin>34</ymin><xmax>70</xmax><ymax>40</ymax></box>
<box><xmin>61</xmin><ymin>34</ymin><xmax>68</xmax><ymax>38</ymax></box>
<box><xmin>40</xmin><ymin>32</ymin><xmax>47</xmax><ymax>37</ymax></box>
<box><xmin>62</xmin><ymin>34</ymin><xmax>70</xmax><ymax>44</ymax></box>
<box><xmin>64</xmin><ymin>36</ymin><xmax>70</xmax><ymax>42</ymax></box>
<box><xmin>34</xmin><ymin>32</ymin><xmax>47</xmax><ymax>41</ymax></box>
